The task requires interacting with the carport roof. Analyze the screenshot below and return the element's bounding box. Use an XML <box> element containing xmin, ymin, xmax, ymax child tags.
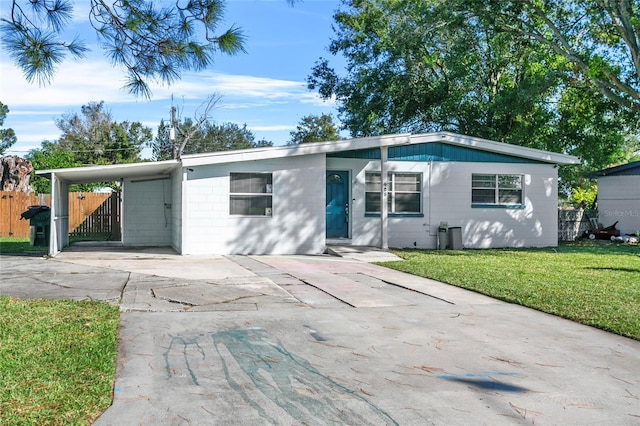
<box><xmin>37</xmin><ymin>160</ymin><xmax>180</xmax><ymax>184</ymax></box>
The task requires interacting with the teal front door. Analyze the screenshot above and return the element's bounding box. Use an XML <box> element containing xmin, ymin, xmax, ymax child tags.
<box><xmin>326</xmin><ymin>171</ymin><xmax>349</xmax><ymax>238</ymax></box>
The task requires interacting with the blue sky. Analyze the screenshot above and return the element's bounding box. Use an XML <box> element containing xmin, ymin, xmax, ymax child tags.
<box><xmin>0</xmin><ymin>0</ymin><xmax>344</xmax><ymax>158</ymax></box>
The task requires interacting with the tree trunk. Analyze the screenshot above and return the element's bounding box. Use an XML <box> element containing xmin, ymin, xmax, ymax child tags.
<box><xmin>1</xmin><ymin>156</ymin><xmax>33</xmax><ymax>193</ymax></box>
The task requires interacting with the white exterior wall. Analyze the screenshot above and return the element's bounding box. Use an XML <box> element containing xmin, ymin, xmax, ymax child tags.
<box><xmin>430</xmin><ymin>162</ymin><xmax>558</xmax><ymax>248</ymax></box>
<box><xmin>122</xmin><ymin>178</ymin><xmax>172</xmax><ymax>246</ymax></box>
<box><xmin>597</xmin><ymin>176</ymin><xmax>640</xmax><ymax>234</ymax></box>
<box><xmin>328</xmin><ymin>158</ymin><xmax>559</xmax><ymax>249</ymax></box>
<box><xmin>170</xmin><ymin>168</ymin><xmax>184</xmax><ymax>252</ymax></box>
<box><xmin>181</xmin><ymin>154</ymin><xmax>326</xmax><ymax>255</ymax></box>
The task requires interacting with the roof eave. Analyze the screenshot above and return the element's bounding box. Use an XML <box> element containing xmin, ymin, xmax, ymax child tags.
<box><xmin>419</xmin><ymin>132</ymin><xmax>581</xmax><ymax>165</ymax></box>
<box><xmin>36</xmin><ymin>160</ymin><xmax>181</xmax><ymax>184</ymax></box>
<box><xmin>180</xmin><ymin>133</ymin><xmax>412</xmax><ymax>167</ymax></box>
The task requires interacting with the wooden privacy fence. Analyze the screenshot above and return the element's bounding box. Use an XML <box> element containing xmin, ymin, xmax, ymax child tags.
<box><xmin>69</xmin><ymin>192</ymin><xmax>121</xmax><ymax>240</ymax></box>
<box><xmin>558</xmin><ymin>208</ymin><xmax>597</xmax><ymax>241</ymax></box>
<box><xmin>0</xmin><ymin>191</ymin><xmax>117</xmax><ymax>239</ymax></box>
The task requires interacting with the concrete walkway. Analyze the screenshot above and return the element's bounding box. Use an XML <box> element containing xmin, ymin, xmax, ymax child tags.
<box><xmin>1</xmin><ymin>246</ymin><xmax>639</xmax><ymax>425</ymax></box>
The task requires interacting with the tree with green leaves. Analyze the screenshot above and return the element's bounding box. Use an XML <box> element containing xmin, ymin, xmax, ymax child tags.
<box><xmin>187</xmin><ymin>122</ymin><xmax>272</xmax><ymax>154</ymax></box>
<box><xmin>288</xmin><ymin>113</ymin><xmax>341</xmax><ymax>144</ymax></box>
<box><xmin>1</xmin><ymin>0</ymin><xmax>245</xmax><ymax>97</ymax></box>
<box><xmin>152</xmin><ymin>119</ymin><xmax>174</xmax><ymax>162</ymax></box>
<box><xmin>55</xmin><ymin>101</ymin><xmax>152</xmax><ymax>165</ymax></box>
<box><xmin>26</xmin><ymin>141</ymin><xmax>79</xmax><ymax>193</ymax></box>
<box><xmin>151</xmin><ymin>119</ymin><xmax>272</xmax><ymax>161</ymax></box>
<box><xmin>309</xmin><ymin>0</ymin><xmax>636</xmax><ymax>197</ymax></box>
<box><xmin>0</xmin><ymin>101</ymin><xmax>17</xmax><ymax>155</ymax></box>
<box><xmin>463</xmin><ymin>0</ymin><xmax>640</xmax><ymax>116</ymax></box>
<box><xmin>309</xmin><ymin>0</ymin><xmax>563</xmax><ymax>141</ymax></box>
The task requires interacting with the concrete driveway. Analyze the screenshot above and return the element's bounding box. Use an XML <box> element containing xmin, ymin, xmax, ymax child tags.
<box><xmin>1</xmin><ymin>246</ymin><xmax>639</xmax><ymax>425</ymax></box>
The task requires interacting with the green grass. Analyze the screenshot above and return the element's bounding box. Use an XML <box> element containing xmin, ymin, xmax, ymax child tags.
<box><xmin>0</xmin><ymin>236</ymin><xmax>111</xmax><ymax>254</ymax></box>
<box><xmin>0</xmin><ymin>297</ymin><xmax>120</xmax><ymax>425</ymax></box>
<box><xmin>0</xmin><ymin>237</ymin><xmax>48</xmax><ymax>254</ymax></box>
<box><xmin>383</xmin><ymin>242</ymin><xmax>640</xmax><ymax>340</ymax></box>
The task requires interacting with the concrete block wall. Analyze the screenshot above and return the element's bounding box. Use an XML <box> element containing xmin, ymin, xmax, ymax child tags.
<box><xmin>429</xmin><ymin>162</ymin><xmax>558</xmax><ymax>248</ymax></box>
<box><xmin>181</xmin><ymin>154</ymin><xmax>326</xmax><ymax>255</ymax></box>
<box><xmin>122</xmin><ymin>178</ymin><xmax>172</xmax><ymax>246</ymax></box>
<box><xmin>328</xmin><ymin>158</ymin><xmax>560</xmax><ymax>249</ymax></box>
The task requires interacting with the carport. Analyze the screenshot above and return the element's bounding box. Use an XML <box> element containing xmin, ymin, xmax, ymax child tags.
<box><xmin>37</xmin><ymin>160</ymin><xmax>180</xmax><ymax>256</ymax></box>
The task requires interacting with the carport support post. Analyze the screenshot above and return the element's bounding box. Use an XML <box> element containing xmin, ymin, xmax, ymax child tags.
<box><xmin>49</xmin><ymin>172</ymin><xmax>57</xmax><ymax>256</ymax></box>
<box><xmin>380</xmin><ymin>146</ymin><xmax>389</xmax><ymax>249</ymax></box>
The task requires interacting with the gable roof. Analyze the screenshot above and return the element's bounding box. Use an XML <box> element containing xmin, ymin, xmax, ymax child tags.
<box><xmin>181</xmin><ymin>132</ymin><xmax>580</xmax><ymax>167</ymax></box>
<box><xmin>586</xmin><ymin>160</ymin><xmax>640</xmax><ymax>177</ymax></box>
<box><xmin>37</xmin><ymin>132</ymin><xmax>579</xmax><ymax>185</ymax></box>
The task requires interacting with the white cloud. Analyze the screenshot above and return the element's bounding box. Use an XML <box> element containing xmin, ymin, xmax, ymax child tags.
<box><xmin>0</xmin><ymin>51</ymin><xmax>336</xmax><ymax>153</ymax></box>
<box><xmin>0</xmin><ymin>59</ymin><xmax>134</xmax><ymax>107</ymax></box>
<box><xmin>298</xmin><ymin>92</ymin><xmax>337</xmax><ymax>107</ymax></box>
<box><xmin>71</xmin><ymin>2</ymin><xmax>92</xmax><ymax>22</ymax></box>
<box><xmin>1</xmin><ymin>57</ymin><xmax>316</xmax><ymax>109</ymax></box>
<box><xmin>151</xmin><ymin>71</ymin><xmax>309</xmax><ymax>102</ymax></box>
<box><xmin>250</xmin><ymin>125</ymin><xmax>295</xmax><ymax>132</ymax></box>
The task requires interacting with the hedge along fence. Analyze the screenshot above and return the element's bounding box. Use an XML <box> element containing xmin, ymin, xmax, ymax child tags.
<box><xmin>0</xmin><ymin>191</ymin><xmax>111</xmax><ymax>238</ymax></box>
<box><xmin>558</xmin><ymin>208</ymin><xmax>597</xmax><ymax>241</ymax></box>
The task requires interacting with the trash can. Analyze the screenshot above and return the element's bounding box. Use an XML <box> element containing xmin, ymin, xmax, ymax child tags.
<box><xmin>448</xmin><ymin>226</ymin><xmax>463</xmax><ymax>250</ymax></box>
<box><xmin>20</xmin><ymin>206</ymin><xmax>51</xmax><ymax>247</ymax></box>
<box><xmin>437</xmin><ymin>225</ymin><xmax>448</xmax><ymax>250</ymax></box>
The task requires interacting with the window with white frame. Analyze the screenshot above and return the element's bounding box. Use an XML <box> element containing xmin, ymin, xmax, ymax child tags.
<box><xmin>365</xmin><ymin>172</ymin><xmax>422</xmax><ymax>214</ymax></box>
<box><xmin>229</xmin><ymin>173</ymin><xmax>273</xmax><ymax>216</ymax></box>
<box><xmin>471</xmin><ymin>174</ymin><xmax>523</xmax><ymax>206</ymax></box>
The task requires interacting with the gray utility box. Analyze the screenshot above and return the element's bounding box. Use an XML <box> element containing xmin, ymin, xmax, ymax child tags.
<box><xmin>20</xmin><ymin>205</ymin><xmax>51</xmax><ymax>247</ymax></box>
<box><xmin>448</xmin><ymin>227</ymin><xmax>463</xmax><ymax>250</ymax></box>
<box><xmin>437</xmin><ymin>225</ymin><xmax>448</xmax><ymax>250</ymax></box>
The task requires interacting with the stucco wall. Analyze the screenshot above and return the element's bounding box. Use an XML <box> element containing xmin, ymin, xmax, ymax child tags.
<box><xmin>597</xmin><ymin>176</ymin><xmax>640</xmax><ymax>234</ymax></box>
<box><xmin>181</xmin><ymin>154</ymin><xmax>326</xmax><ymax>255</ymax></box>
<box><xmin>122</xmin><ymin>178</ymin><xmax>172</xmax><ymax>246</ymax></box>
<box><xmin>327</xmin><ymin>158</ymin><xmax>559</xmax><ymax>249</ymax></box>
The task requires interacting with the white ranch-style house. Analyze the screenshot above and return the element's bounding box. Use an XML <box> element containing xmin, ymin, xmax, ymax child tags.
<box><xmin>39</xmin><ymin>132</ymin><xmax>579</xmax><ymax>256</ymax></box>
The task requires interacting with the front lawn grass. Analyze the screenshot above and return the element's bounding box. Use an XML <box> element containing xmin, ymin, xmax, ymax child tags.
<box><xmin>0</xmin><ymin>236</ymin><xmax>110</xmax><ymax>254</ymax></box>
<box><xmin>0</xmin><ymin>237</ymin><xmax>47</xmax><ymax>254</ymax></box>
<box><xmin>383</xmin><ymin>242</ymin><xmax>640</xmax><ymax>340</ymax></box>
<box><xmin>0</xmin><ymin>297</ymin><xmax>120</xmax><ymax>424</ymax></box>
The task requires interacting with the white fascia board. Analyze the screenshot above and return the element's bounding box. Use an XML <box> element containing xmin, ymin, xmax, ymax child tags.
<box><xmin>36</xmin><ymin>160</ymin><xmax>180</xmax><ymax>184</ymax></box>
<box><xmin>181</xmin><ymin>131</ymin><xmax>579</xmax><ymax>168</ymax></box>
<box><xmin>180</xmin><ymin>134</ymin><xmax>413</xmax><ymax>168</ymax></box>
<box><xmin>412</xmin><ymin>132</ymin><xmax>581</xmax><ymax>165</ymax></box>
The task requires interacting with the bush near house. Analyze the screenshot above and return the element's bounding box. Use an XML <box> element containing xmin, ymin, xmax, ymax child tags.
<box><xmin>384</xmin><ymin>242</ymin><xmax>640</xmax><ymax>340</ymax></box>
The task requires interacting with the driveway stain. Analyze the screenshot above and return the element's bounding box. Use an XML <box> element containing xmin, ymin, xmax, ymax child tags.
<box><xmin>163</xmin><ymin>333</ymin><xmax>206</xmax><ymax>385</ymax></box>
<box><xmin>211</xmin><ymin>328</ymin><xmax>399</xmax><ymax>425</ymax></box>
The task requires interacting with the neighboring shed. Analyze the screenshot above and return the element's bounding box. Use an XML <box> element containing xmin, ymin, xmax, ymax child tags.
<box><xmin>588</xmin><ymin>160</ymin><xmax>640</xmax><ymax>235</ymax></box>
<box><xmin>38</xmin><ymin>132</ymin><xmax>579</xmax><ymax>256</ymax></box>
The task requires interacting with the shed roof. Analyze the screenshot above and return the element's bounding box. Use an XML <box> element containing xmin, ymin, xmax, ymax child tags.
<box><xmin>585</xmin><ymin>160</ymin><xmax>640</xmax><ymax>178</ymax></box>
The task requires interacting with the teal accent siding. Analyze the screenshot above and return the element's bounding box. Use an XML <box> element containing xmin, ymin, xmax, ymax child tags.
<box><xmin>328</xmin><ymin>143</ymin><xmax>543</xmax><ymax>163</ymax></box>
<box><xmin>328</xmin><ymin>148</ymin><xmax>381</xmax><ymax>159</ymax></box>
